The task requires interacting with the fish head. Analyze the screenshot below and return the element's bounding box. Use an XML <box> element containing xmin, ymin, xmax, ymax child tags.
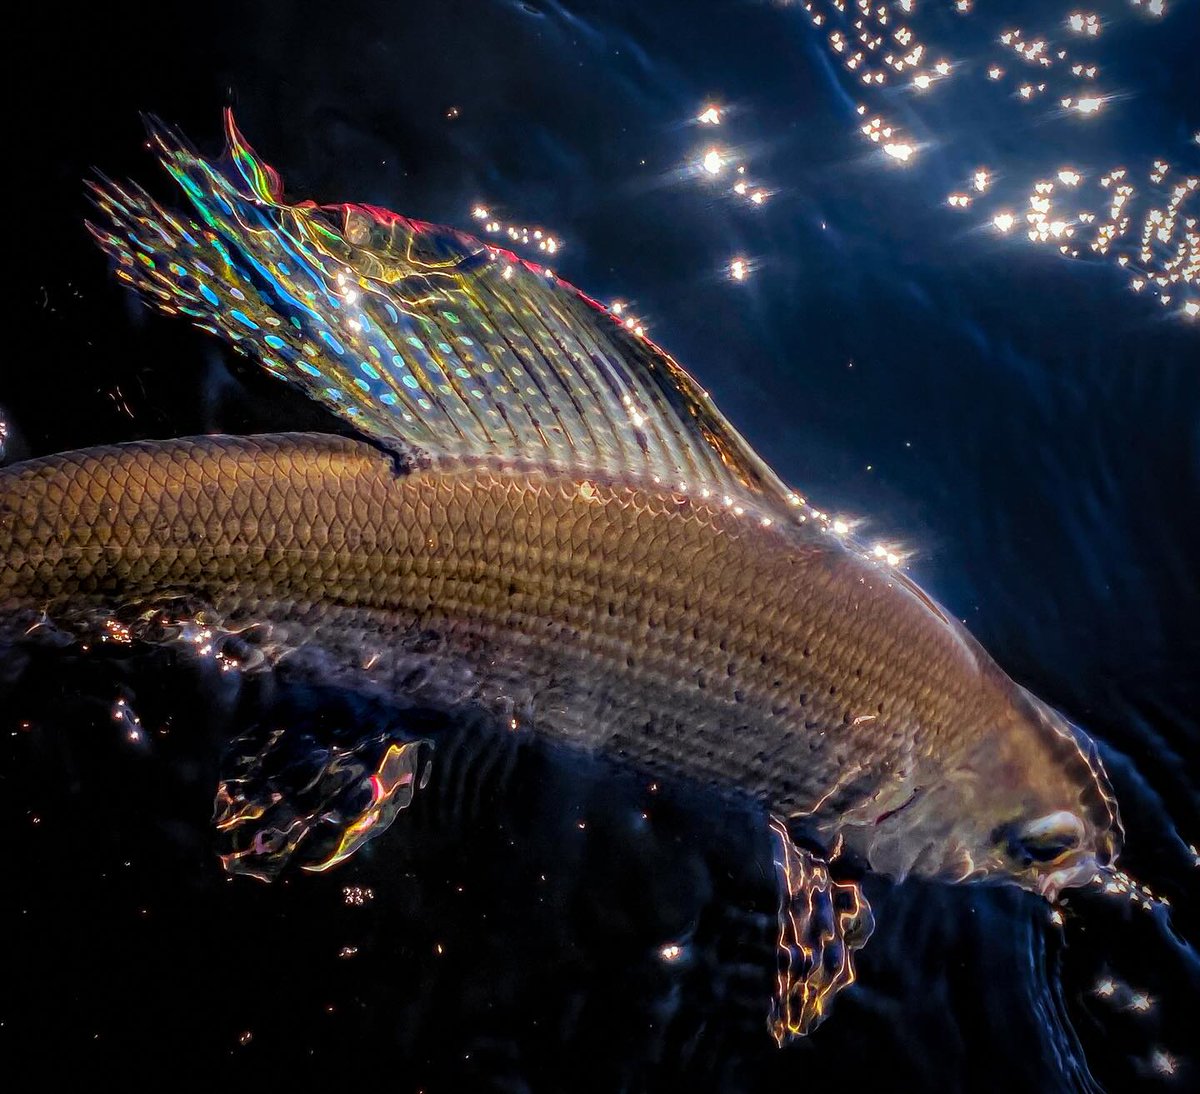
<box><xmin>850</xmin><ymin>686</ymin><xmax>1121</xmax><ymax>900</ymax></box>
<box><xmin>977</xmin><ymin>691</ymin><xmax>1123</xmax><ymax>900</ymax></box>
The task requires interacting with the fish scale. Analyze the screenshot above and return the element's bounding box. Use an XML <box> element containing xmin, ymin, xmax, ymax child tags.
<box><xmin>4</xmin><ymin>431</ymin><xmax>995</xmax><ymax>819</ymax></box>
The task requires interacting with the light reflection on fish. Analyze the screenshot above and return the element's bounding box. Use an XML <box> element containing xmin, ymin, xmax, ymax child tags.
<box><xmin>0</xmin><ymin>113</ymin><xmax>1121</xmax><ymax>1038</ymax></box>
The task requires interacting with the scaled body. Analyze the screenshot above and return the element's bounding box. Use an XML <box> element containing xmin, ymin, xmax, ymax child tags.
<box><xmin>0</xmin><ymin>430</ymin><xmax>1116</xmax><ymax>885</ymax></box>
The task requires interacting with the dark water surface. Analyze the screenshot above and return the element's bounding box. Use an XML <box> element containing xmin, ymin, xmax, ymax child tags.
<box><xmin>3</xmin><ymin>1</ymin><xmax>1198</xmax><ymax>1090</ymax></box>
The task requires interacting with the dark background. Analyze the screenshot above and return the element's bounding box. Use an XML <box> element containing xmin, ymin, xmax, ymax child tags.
<box><xmin>3</xmin><ymin>1</ymin><xmax>1198</xmax><ymax>1090</ymax></box>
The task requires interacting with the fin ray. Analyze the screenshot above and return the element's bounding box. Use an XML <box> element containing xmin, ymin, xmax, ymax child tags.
<box><xmin>89</xmin><ymin>110</ymin><xmax>803</xmax><ymax>513</ymax></box>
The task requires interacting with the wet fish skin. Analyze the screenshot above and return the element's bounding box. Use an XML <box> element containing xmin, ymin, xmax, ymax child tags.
<box><xmin>0</xmin><ymin>431</ymin><xmax>1118</xmax><ymax>889</ymax></box>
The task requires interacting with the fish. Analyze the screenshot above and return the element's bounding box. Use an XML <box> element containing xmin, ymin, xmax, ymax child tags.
<box><xmin>0</xmin><ymin>112</ymin><xmax>1121</xmax><ymax>1037</ymax></box>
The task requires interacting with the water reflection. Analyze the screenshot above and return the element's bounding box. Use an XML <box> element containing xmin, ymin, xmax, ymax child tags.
<box><xmin>789</xmin><ymin>0</ymin><xmax>1197</xmax><ymax>316</ymax></box>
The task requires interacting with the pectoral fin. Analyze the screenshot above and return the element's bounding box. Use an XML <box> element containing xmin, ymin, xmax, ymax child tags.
<box><xmin>768</xmin><ymin>815</ymin><xmax>874</xmax><ymax>1043</ymax></box>
<box><xmin>214</xmin><ymin>719</ymin><xmax>432</xmax><ymax>882</ymax></box>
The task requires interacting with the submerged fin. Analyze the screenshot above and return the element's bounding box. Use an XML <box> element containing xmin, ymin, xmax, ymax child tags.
<box><xmin>214</xmin><ymin>719</ymin><xmax>432</xmax><ymax>882</ymax></box>
<box><xmin>768</xmin><ymin>815</ymin><xmax>873</xmax><ymax>1042</ymax></box>
<box><xmin>87</xmin><ymin>111</ymin><xmax>808</xmax><ymax>514</ymax></box>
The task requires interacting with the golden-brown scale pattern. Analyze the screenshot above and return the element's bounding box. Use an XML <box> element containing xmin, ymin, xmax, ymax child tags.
<box><xmin>0</xmin><ymin>432</ymin><xmax>1009</xmax><ymax>817</ymax></box>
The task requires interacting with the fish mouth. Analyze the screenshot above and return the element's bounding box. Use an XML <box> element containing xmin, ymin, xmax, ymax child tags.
<box><xmin>1033</xmin><ymin>853</ymin><xmax>1103</xmax><ymax>902</ymax></box>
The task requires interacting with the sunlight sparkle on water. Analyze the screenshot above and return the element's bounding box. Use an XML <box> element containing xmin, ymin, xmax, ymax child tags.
<box><xmin>470</xmin><ymin>204</ymin><xmax>562</xmax><ymax>256</ymax></box>
<box><xmin>1151</xmin><ymin>1050</ymin><xmax>1178</xmax><ymax>1077</ymax></box>
<box><xmin>794</xmin><ymin>0</ymin><xmax>1197</xmax><ymax>316</ymax></box>
<box><xmin>687</xmin><ymin>103</ymin><xmax>779</xmax><ymax>209</ymax></box>
<box><xmin>1067</xmin><ymin>13</ymin><xmax>1102</xmax><ymax>36</ymax></box>
<box><xmin>872</xmin><ymin>544</ymin><xmax>901</xmax><ymax>566</ymax></box>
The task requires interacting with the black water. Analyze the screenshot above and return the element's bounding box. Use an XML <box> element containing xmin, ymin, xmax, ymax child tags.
<box><xmin>3</xmin><ymin>1</ymin><xmax>1198</xmax><ymax>1090</ymax></box>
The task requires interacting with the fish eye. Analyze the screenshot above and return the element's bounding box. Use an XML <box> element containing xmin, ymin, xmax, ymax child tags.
<box><xmin>1005</xmin><ymin>811</ymin><xmax>1085</xmax><ymax>866</ymax></box>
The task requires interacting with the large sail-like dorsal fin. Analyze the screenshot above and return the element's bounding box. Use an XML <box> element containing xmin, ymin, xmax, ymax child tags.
<box><xmin>87</xmin><ymin>111</ymin><xmax>806</xmax><ymax>517</ymax></box>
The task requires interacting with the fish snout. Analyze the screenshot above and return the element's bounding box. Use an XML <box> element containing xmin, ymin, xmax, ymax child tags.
<box><xmin>1033</xmin><ymin>853</ymin><xmax>1103</xmax><ymax>901</ymax></box>
<box><xmin>1004</xmin><ymin>810</ymin><xmax>1111</xmax><ymax>900</ymax></box>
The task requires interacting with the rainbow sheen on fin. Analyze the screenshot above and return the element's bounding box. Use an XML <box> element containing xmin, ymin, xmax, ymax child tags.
<box><xmin>86</xmin><ymin>111</ymin><xmax>806</xmax><ymax>514</ymax></box>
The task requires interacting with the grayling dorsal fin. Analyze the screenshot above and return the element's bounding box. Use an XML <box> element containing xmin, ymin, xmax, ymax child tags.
<box><xmin>87</xmin><ymin>111</ymin><xmax>810</xmax><ymax>519</ymax></box>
